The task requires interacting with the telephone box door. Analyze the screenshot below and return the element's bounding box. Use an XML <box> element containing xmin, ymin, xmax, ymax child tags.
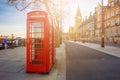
<box><xmin>29</xmin><ymin>22</ymin><xmax>44</xmax><ymax>65</ymax></box>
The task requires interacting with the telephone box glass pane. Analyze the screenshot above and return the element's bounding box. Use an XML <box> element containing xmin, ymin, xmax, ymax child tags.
<box><xmin>32</xmin><ymin>33</ymin><xmax>41</xmax><ymax>38</ymax></box>
<box><xmin>31</xmin><ymin>22</ymin><xmax>44</xmax><ymax>33</ymax></box>
<box><xmin>32</xmin><ymin>27</ymin><xmax>41</xmax><ymax>32</ymax></box>
<box><xmin>30</xmin><ymin>22</ymin><xmax>44</xmax><ymax>38</ymax></box>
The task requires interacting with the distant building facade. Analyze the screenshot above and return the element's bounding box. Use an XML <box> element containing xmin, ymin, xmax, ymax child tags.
<box><xmin>62</xmin><ymin>33</ymin><xmax>69</xmax><ymax>40</ymax></box>
<box><xmin>77</xmin><ymin>0</ymin><xmax>120</xmax><ymax>44</ymax></box>
<box><xmin>104</xmin><ymin>0</ymin><xmax>120</xmax><ymax>43</ymax></box>
<box><xmin>94</xmin><ymin>4</ymin><xmax>103</xmax><ymax>41</ymax></box>
<box><xmin>68</xmin><ymin>26</ymin><xmax>75</xmax><ymax>40</ymax></box>
<box><xmin>79</xmin><ymin>13</ymin><xmax>95</xmax><ymax>41</ymax></box>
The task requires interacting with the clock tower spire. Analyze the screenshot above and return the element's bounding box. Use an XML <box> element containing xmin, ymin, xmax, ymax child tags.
<box><xmin>75</xmin><ymin>5</ymin><xmax>82</xmax><ymax>28</ymax></box>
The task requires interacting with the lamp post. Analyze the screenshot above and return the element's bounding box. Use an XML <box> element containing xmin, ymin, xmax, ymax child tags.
<box><xmin>101</xmin><ymin>0</ymin><xmax>105</xmax><ymax>47</ymax></box>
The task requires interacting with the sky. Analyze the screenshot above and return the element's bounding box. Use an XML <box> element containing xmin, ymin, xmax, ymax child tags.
<box><xmin>0</xmin><ymin>0</ymin><xmax>108</xmax><ymax>38</ymax></box>
<box><xmin>62</xmin><ymin>0</ymin><xmax>108</xmax><ymax>32</ymax></box>
<box><xmin>0</xmin><ymin>0</ymin><xmax>26</xmax><ymax>38</ymax></box>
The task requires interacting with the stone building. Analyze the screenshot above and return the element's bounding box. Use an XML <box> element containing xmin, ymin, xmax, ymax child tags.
<box><xmin>71</xmin><ymin>0</ymin><xmax>120</xmax><ymax>43</ymax></box>
<box><xmin>104</xmin><ymin>0</ymin><xmax>120</xmax><ymax>43</ymax></box>
<box><xmin>79</xmin><ymin>13</ymin><xmax>95</xmax><ymax>42</ymax></box>
<box><xmin>68</xmin><ymin>26</ymin><xmax>75</xmax><ymax>40</ymax></box>
<box><xmin>94</xmin><ymin>3</ymin><xmax>103</xmax><ymax>41</ymax></box>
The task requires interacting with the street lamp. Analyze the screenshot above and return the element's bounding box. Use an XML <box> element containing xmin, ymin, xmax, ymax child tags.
<box><xmin>101</xmin><ymin>0</ymin><xmax>105</xmax><ymax>47</ymax></box>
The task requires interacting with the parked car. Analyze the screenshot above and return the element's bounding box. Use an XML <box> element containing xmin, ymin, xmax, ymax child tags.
<box><xmin>0</xmin><ymin>43</ymin><xmax>2</xmax><ymax>49</ymax></box>
<box><xmin>0</xmin><ymin>38</ymin><xmax>2</xmax><ymax>49</ymax></box>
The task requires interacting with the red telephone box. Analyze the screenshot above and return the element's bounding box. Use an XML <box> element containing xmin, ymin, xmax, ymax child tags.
<box><xmin>26</xmin><ymin>11</ymin><xmax>55</xmax><ymax>73</ymax></box>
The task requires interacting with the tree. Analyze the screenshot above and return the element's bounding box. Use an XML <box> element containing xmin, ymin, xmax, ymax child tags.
<box><xmin>7</xmin><ymin>0</ymin><xmax>70</xmax><ymax>47</ymax></box>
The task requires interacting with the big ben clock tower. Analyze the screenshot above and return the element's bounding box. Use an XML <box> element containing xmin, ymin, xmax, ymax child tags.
<box><xmin>75</xmin><ymin>5</ymin><xmax>82</xmax><ymax>28</ymax></box>
<box><xmin>74</xmin><ymin>5</ymin><xmax>82</xmax><ymax>41</ymax></box>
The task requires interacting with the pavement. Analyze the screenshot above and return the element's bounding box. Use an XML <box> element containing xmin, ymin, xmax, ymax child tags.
<box><xmin>0</xmin><ymin>44</ymin><xmax>66</xmax><ymax>80</ymax></box>
<box><xmin>0</xmin><ymin>41</ymin><xmax>119</xmax><ymax>80</ymax></box>
<box><xmin>74</xmin><ymin>41</ymin><xmax>120</xmax><ymax>58</ymax></box>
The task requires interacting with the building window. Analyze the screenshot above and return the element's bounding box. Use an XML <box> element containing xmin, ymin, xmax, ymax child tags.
<box><xmin>116</xmin><ymin>8</ymin><xmax>119</xmax><ymax>15</ymax></box>
<box><xmin>111</xmin><ymin>1</ymin><xmax>114</xmax><ymax>7</ymax></box>
<box><xmin>97</xmin><ymin>24</ymin><xmax>101</xmax><ymax>28</ymax></box>
<box><xmin>104</xmin><ymin>23</ymin><xmax>106</xmax><ymax>28</ymax></box>
<box><xmin>107</xmin><ymin>13</ymin><xmax>110</xmax><ymax>18</ymax></box>
<box><xmin>111</xmin><ymin>10</ymin><xmax>114</xmax><ymax>17</ymax></box>
<box><xmin>111</xmin><ymin>19</ymin><xmax>115</xmax><ymax>26</ymax></box>
<box><xmin>104</xmin><ymin>16</ymin><xmax>106</xmax><ymax>20</ymax></box>
<box><xmin>116</xmin><ymin>17</ymin><xmax>120</xmax><ymax>25</ymax></box>
<box><xmin>107</xmin><ymin>21</ymin><xmax>110</xmax><ymax>27</ymax></box>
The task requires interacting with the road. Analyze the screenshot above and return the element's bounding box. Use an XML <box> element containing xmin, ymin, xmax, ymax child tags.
<box><xmin>65</xmin><ymin>41</ymin><xmax>120</xmax><ymax>80</ymax></box>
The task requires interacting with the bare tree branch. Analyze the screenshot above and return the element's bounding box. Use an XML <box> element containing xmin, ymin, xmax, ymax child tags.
<box><xmin>14</xmin><ymin>1</ymin><xmax>33</xmax><ymax>11</ymax></box>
